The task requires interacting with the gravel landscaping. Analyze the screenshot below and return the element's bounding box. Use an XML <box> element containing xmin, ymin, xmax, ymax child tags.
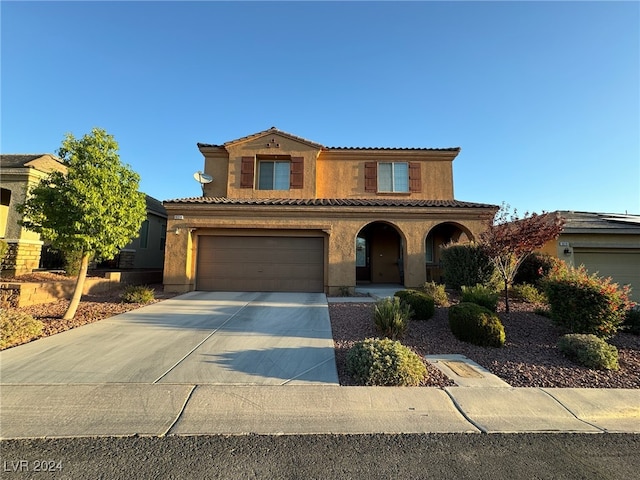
<box><xmin>330</xmin><ymin>300</ymin><xmax>640</xmax><ymax>389</ymax></box>
<box><xmin>3</xmin><ymin>278</ymin><xmax>639</xmax><ymax>389</ymax></box>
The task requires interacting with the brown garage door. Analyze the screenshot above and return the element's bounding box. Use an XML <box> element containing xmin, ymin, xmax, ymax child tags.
<box><xmin>196</xmin><ymin>236</ymin><xmax>324</xmax><ymax>292</ymax></box>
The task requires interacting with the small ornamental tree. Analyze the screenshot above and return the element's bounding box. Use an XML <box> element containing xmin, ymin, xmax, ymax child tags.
<box><xmin>17</xmin><ymin>128</ymin><xmax>146</xmax><ymax>320</ymax></box>
<box><xmin>480</xmin><ymin>204</ymin><xmax>565</xmax><ymax>313</ymax></box>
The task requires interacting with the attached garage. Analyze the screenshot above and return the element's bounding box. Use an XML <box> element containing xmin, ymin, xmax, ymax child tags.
<box><xmin>196</xmin><ymin>235</ymin><xmax>324</xmax><ymax>292</ymax></box>
<box><xmin>573</xmin><ymin>249</ymin><xmax>640</xmax><ymax>292</ymax></box>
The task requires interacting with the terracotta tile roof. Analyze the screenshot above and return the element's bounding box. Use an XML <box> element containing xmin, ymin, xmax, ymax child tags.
<box><xmin>197</xmin><ymin>127</ymin><xmax>460</xmax><ymax>152</ymax></box>
<box><xmin>164</xmin><ymin>197</ymin><xmax>496</xmax><ymax>209</ymax></box>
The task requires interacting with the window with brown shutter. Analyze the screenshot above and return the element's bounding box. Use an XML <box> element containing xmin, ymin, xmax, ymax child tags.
<box><xmin>364</xmin><ymin>162</ymin><xmax>377</xmax><ymax>192</ymax></box>
<box><xmin>290</xmin><ymin>157</ymin><xmax>304</xmax><ymax>189</ymax></box>
<box><xmin>240</xmin><ymin>156</ymin><xmax>255</xmax><ymax>188</ymax></box>
<box><xmin>409</xmin><ymin>162</ymin><xmax>421</xmax><ymax>192</ymax></box>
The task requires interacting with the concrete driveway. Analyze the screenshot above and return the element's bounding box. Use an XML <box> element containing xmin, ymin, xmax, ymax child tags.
<box><xmin>0</xmin><ymin>291</ymin><xmax>339</xmax><ymax>386</ymax></box>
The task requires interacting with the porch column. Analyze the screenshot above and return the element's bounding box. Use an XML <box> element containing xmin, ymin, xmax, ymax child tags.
<box><xmin>403</xmin><ymin>227</ymin><xmax>427</xmax><ymax>289</ymax></box>
<box><xmin>326</xmin><ymin>223</ymin><xmax>356</xmax><ymax>296</ymax></box>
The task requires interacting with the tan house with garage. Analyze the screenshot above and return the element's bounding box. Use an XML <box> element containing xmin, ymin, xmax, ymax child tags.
<box><xmin>540</xmin><ymin>211</ymin><xmax>640</xmax><ymax>300</ymax></box>
<box><xmin>163</xmin><ymin>127</ymin><xmax>498</xmax><ymax>295</ymax></box>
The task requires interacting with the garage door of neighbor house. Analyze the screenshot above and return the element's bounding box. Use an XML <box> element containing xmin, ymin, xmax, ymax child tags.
<box><xmin>573</xmin><ymin>249</ymin><xmax>640</xmax><ymax>292</ymax></box>
<box><xmin>196</xmin><ymin>236</ymin><xmax>324</xmax><ymax>292</ymax></box>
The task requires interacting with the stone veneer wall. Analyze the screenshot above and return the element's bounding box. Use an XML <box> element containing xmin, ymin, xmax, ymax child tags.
<box><xmin>0</xmin><ymin>240</ymin><xmax>43</xmax><ymax>277</ymax></box>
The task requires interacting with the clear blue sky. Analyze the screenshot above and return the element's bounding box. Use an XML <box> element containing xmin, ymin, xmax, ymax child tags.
<box><xmin>2</xmin><ymin>1</ymin><xmax>639</xmax><ymax>214</ymax></box>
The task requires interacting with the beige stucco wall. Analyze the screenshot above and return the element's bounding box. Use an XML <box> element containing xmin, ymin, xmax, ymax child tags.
<box><xmin>197</xmin><ymin>132</ymin><xmax>456</xmax><ymax>201</ymax></box>
<box><xmin>163</xmin><ymin>203</ymin><xmax>494</xmax><ymax>294</ymax></box>
<box><xmin>316</xmin><ymin>149</ymin><xmax>455</xmax><ymax>200</ymax></box>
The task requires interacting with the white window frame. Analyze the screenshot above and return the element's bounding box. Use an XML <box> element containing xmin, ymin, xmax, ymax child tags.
<box><xmin>378</xmin><ymin>162</ymin><xmax>409</xmax><ymax>193</ymax></box>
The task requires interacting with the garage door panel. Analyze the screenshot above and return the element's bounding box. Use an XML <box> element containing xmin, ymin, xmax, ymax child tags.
<box><xmin>574</xmin><ymin>250</ymin><xmax>640</xmax><ymax>299</ymax></box>
<box><xmin>196</xmin><ymin>236</ymin><xmax>324</xmax><ymax>292</ymax></box>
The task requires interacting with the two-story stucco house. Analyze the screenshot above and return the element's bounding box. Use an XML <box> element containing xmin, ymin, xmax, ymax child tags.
<box><xmin>163</xmin><ymin>128</ymin><xmax>499</xmax><ymax>295</ymax></box>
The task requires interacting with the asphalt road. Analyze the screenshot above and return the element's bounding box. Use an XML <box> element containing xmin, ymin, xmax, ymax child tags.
<box><xmin>1</xmin><ymin>433</ymin><xmax>639</xmax><ymax>479</ymax></box>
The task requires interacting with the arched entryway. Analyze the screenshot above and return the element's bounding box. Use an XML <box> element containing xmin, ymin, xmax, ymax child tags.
<box><xmin>356</xmin><ymin>222</ymin><xmax>405</xmax><ymax>284</ymax></box>
<box><xmin>425</xmin><ymin>222</ymin><xmax>474</xmax><ymax>283</ymax></box>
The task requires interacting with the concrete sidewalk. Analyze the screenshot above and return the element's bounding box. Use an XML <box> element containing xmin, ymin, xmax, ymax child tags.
<box><xmin>1</xmin><ymin>385</ymin><xmax>638</xmax><ymax>439</ymax></box>
<box><xmin>1</xmin><ymin>288</ymin><xmax>638</xmax><ymax>439</ymax></box>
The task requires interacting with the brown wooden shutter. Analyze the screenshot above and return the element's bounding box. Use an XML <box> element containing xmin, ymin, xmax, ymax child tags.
<box><xmin>240</xmin><ymin>156</ymin><xmax>254</xmax><ymax>188</ymax></box>
<box><xmin>409</xmin><ymin>162</ymin><xmax>421</xmax><ymax>192</ymax></box>
<box><xmin>290</xmin><ymin>157</ymin><xmax>304</xmax><ymax>189</ymax></box>
<box><xmin>364</xmin><ymin>162</ymin><xmax>377</xmax><ymax>192</ymax></box>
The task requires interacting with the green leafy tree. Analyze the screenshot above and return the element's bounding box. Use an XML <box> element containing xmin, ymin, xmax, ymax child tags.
<box><xmin>17</xmin><ymin>128</ymin><xmax>146</xmax><ymax>319</ymax></box>
<box><xmin>480</xmin><ymin>204</ymin><xmax>565</xmax><ymax>313</ymax></box>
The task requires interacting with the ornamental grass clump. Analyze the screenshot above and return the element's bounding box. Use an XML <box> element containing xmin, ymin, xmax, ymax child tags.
<box><xmin>394</xmin><ymin>290</ymin><xmax>435</xmax><ymax>320</ymax></box>
<box><xmin>543</xmin><ymin>263</ymin><xmax>632</xmax><ymax>338</ymax></box>
<box><xmin>557</xmin><ymin>334</ymin><xmax>619</xmax><ymax>371</ymax></box>
<box><xmin>373</xmin><ymin>296</ymin><xmax>412</xmax><ymax>340</ymax></box>
<box><xmin>346</xmin><ymin>338</ymin><xmax>427</xmax><ymax>386</ymax></box>
<box><xmin>120</xmin><ymin>285</ymin><xmax>155</xmax><ymax>304</ymax></box>
<box><xmin>0</xmin><ymin>310</ymin><xmax>44</xmax><ymax>350</ymax></box>
<box><xmin>448</xmin><ymin>302</ymin><xmax>505</xmax><ymax>347</ymax></box>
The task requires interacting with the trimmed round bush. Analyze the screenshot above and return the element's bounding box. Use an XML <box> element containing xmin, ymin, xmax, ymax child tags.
<box><xmin>557</xmin><ymin>334</ymin><xmax>619</xmax><ymax>370</ymax></box>
<box><xmin>448</xmin><ymin>302</ymin><xmax>506</xmax><ymax>347</ymax></box>
<box><xmin>440</xmin><ymin>242</ymin><xmax>495</xmax><ymax>290</ymax></box>
<box><xmin>346</xmin><ymin>338</ymin><xmax>427</xmax><ymax>386</ymax></box>
<box><xmin>120</xmin><ymin>285</ymin><xmax>155</xmax><ymax>304</ymax></box>
<box><xmin>514</xmin><ymin>252</ymin><xmax>559</xmax><ymax>286</ymax></box>
<box><xmin>460</xmin><ymin>284</ymin><xmax>499</xmax><ymax>312</ymax></box>
<box><xmin>394</xmin><ymin>290</ymin><xmax>435</xmax><ymax>320</ymax></box>
<box><xmin>1</xmin><ymin>310</ymin><xmax>44</xmax><ymax>350</ymax></box>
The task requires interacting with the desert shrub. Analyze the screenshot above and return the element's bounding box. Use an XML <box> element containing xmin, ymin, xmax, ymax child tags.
<box><xmin>624</xmin><ymin>305</ymin><xmax>640</xmax><ymax>335</ymax></box>
<box><xmin>510</xmin><ymin>283</ymin><xmax>547</xmax><ymax>304</ymax></box>
<box><xmin>542</xmin><ymin>264</ymin><xmax>632</xmax><ymax>338</ymax></box>
<box><xmin>440</xmin><ymin>242</ymin><xmax>495</xmax><ymax>290</ymax></box>
<box><xmin>514</xmin><ymin>252</ymin><xmax>559</xmax><ymax>286</ymax></box>
<box><xmin>448</xmin><ymin>302</ymin><xmax>505</xmax><ymax>347</ymax></box>
<box><xmin>373</xmin><ymin>296</ymin><xmax>412</xmax><ymax>340</ymax></box>
<box><xmin>422</xmin><ymin>281</ymin><xmax>449</xmax><ymax>307</ymax></box>
<box><xmin>63</xmin><ymin>250</ymin><xmax>85</xmax><ymax>277</ymax></box>
<box><xmin>461</xmin><ymin>284</ymin><xmax>499</xmax><ymax>312</ymax></box>
<box><xmin>557</xmin><ymin>334</ymin><xmax>619</xmax><ymax>370</ymax></box>
<box><xmin>120</xmin><ymin>285</ymin><xmax>155</xmax><ymax>304</ymax></box>
<box><xmin>346</xmin><ymin>337</ymin><xmax>427</xmax><ymax>386</ymax></box>
<box><xmin>394</xmin><ymin>290</ymin><xmax>435</xmax><ymax>320</ymax></box>
<box><xmin>0</xmin><ymin>310</ymin><xmax>44</xmax><ymax>350</ymax></box>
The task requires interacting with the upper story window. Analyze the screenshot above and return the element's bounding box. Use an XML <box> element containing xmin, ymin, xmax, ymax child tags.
<box><xmin>365</xmin><ymin>161</ymin><xmax>421</xmax><ymax>194</ymax></box>
<box><xmin>258</xmin><ymin>160</ymin><xmax>290</xmax><ymax>190</ymax></box>
<box><xmin>240</xmin><ymin>156</ymin><xmax>304</xmax><ymax>190</ymax></box>
<box><xmin>378</xmin><ymin>162</ymin><xmax>409</xmax><ymax>192</ymax></box>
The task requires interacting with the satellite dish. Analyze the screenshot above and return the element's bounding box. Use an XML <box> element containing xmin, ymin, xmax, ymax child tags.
<box><xmin>193</xmin><ymin>171</ymin><xmax>213</xmax><ymax>196</ymax></box>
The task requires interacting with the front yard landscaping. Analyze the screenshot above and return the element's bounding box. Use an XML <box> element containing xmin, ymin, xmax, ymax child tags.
<box><xmin>2</xmin><ymin>279</ymin><xmax>638</xmax><ymax>389</ymax></box>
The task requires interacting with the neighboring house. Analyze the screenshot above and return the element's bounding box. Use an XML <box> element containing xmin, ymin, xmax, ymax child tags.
<box><xmin>0</xmin><ymin>154</ymin><xmax>67</xmax><ymax>276</ymax></box>
<box><xmin>116</xmin><ymin>195</ymin><xmax>167</xmax><ymax>269</ymax></box>
<box><xmin>163</xmin><ymin>127</ymin><xmax>498</xmax><ymax>295</ymax></box>
<box><xmin>540</xmin><ymin>211</ymin><xmax>640</xmax><ymax>301</ymax></box>
<box><xmin>1</xmin><ymin>154</ymin><xmax>167</xmax><ymax>275</ymax></box>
